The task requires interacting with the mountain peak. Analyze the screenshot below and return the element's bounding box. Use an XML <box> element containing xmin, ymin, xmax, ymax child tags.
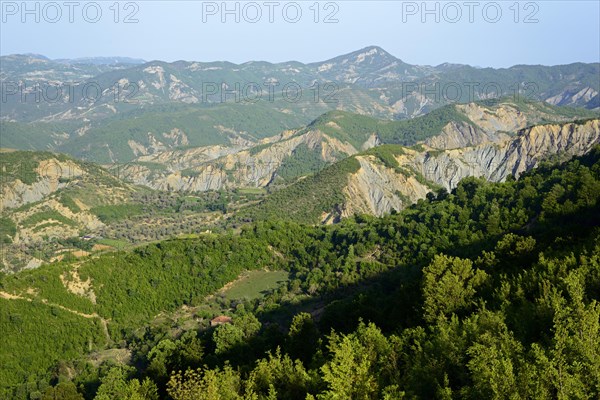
<box><xmin>351</xmin><ymin>46</ymin><xmax>394</xmax><ymax>62</ymax></box>
<box><xmin>308</xmin><ymin>46</ymin><xmax>422</xmax><ymax>85</ymax></box>
<box><xmin>357</xmin><ymin>45</ymin><xmax>389</xmax><ymax>55</ymax></box>
<box><xmin>315</xmin><ymin>45</ymin><xmax>400</xmax><ymax>66</ymax></box>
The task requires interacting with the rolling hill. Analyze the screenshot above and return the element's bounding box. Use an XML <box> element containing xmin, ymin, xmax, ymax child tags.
<box><xmin>240</xmin><ymin>117</ymin><xmax>600</xmax><ymax>224</ymax></box>
<box><xmin>115</xmin><ymin>99</ymin><xmax>598</xmax><ymax>193</ymax></box>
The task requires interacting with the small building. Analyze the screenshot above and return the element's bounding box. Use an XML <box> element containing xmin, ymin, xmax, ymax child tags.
<box><xmin>210</xmin><ymin>315</ymin><xmax>233</xmax><ymax>327</ymax></box>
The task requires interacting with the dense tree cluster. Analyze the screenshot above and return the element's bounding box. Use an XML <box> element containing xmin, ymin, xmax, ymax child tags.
<box><xmin>1</xmin><ymin>147</ymin><xmax>599</xmax><ymax>399</ymax></box>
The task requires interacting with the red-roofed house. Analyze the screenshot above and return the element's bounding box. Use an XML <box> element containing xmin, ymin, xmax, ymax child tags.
<box><xmin>210</xmin><ymin>315</ymin><xmax>233</xmax><ymax>327</ymax></box>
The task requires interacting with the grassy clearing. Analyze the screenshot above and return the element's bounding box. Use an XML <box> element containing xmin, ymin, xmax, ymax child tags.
<box><xmin>96</xmin><ymin>238</ymin><xmax>130</xmax><ymax>250</ymax></box>
<box><xmin>222</xmin><ymin>270</ymin><xmax>289</xmax><ymax>301</ymax></box>
<box><xmin>236</xmin><ymin>188</ymin><xmax>267</xmax><ymax>195</ymax></box>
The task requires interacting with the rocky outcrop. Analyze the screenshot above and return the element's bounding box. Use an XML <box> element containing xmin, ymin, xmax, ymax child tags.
<box><xmin>119</xmin><ymin>128</ymin><xmax>373</xmax><ymax>191</ymax></box>
<box><xmin>1</xmin><ymin>159</ymin><xmax>85</xmax><ymax>211</ymax></box>
<box><xmin>340</xmin><ymin>156</ymin><xmax>430</xmax><ymax>217</ymax></box>
<box><xmin>327</xmin><ymin>119</ymin><xmax>600</xmax><ymax>220</ymax></box>
<box><xmin>361</xmin><ymin>133</ymin><xmax>382</xmax><ymax>151</ymax></box>
<box><xmin>413</xmin><ymin>119</ymin><xmax>600</xmax><ymax>190</ymax></box>
<box><xmin>425</xmin><ymin>102</ymin><xmax>582</xmax><ymax>150</ymax></box>
<box><xmin>425</xmin><ymin>121</ymin><xmax>510</xmax><ymax>149</ymax></box>
<box><xmin>546</xmin><ymin>87</ymin><xmax>599</xmax><ymax>108</ymax></box>
<box><xmin>134</xmin><ymin>143</ymin><xmax>249</xmax><ymax>171</ymax></box>
<box><xmin>457</xmin><ymin>102</ymin><xmax>529</xmax><ymax>133</ymax></box>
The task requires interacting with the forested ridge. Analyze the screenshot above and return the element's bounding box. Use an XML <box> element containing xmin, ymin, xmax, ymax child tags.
<box><xmin>2</xmin><ymin>147</ymin><xmax>600</xmax><ymax>399</ymax></box>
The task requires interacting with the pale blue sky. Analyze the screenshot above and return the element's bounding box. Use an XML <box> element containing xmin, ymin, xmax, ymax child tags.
<box><xmin>1</xmin><ymin>1</ymin><xmax>599</xmax><ymax>67</ymax></box>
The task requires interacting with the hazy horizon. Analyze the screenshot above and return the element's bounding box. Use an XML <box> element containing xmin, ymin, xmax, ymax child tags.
<box><xmin>4</xmin><ymin>44</ymin><xmax>600</xmax><ymax>69</ymax></box>
<box><xmin>1</xmin><ymin>1</ymin><xmax>598</xmax><ymax>68</ymax></box>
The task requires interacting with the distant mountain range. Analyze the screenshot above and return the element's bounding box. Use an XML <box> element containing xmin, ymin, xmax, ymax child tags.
<box><xmin>2</xmin><ymin>46</ymin><xmax>598</xmax><ymax>121</ymax></box>
<box><xmin>53</xmin><ymin>56</ymin><xmax>147</xmax><ymax>65</ymax></box>
<box><xmin>1</xmin><ymin>46</ymin><xmax>598</xmax><ymax>162</ymax></box>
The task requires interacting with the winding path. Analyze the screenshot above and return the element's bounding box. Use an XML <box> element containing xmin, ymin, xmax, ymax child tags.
<box><xmin>0</xmin><ymin>291</ymin><xmax>112</xmax><ymax>343</ymax></box>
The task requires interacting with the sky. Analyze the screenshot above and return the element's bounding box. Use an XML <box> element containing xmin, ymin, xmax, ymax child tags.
<box><xmin>0</xmin><ymin>0</ymin><xmax>599</xmax><ymax>68</ymax></box>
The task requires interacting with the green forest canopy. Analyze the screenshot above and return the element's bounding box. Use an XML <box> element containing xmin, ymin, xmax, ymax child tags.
<box><xmin>1</xmin><ymin>147</ymin><xmax>599</xmax><ymax>399</ymax></box>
